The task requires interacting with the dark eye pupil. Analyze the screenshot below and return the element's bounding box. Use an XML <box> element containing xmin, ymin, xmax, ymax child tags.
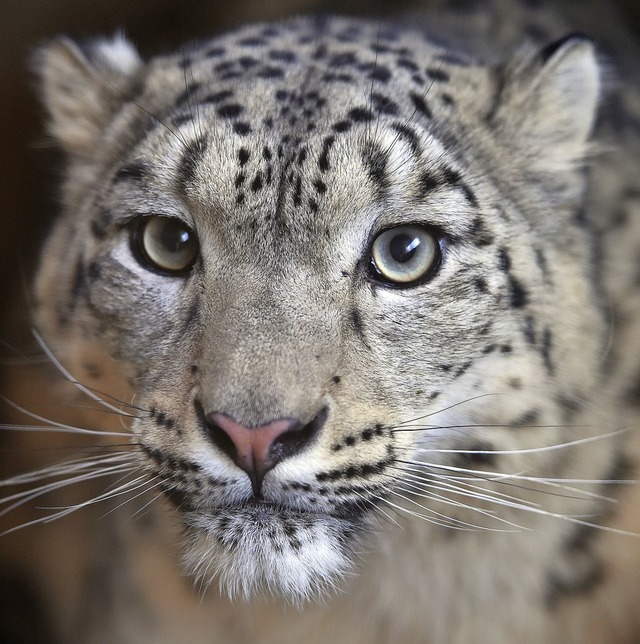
<box><xmin>389</xmin><ymin>234</ymin><xmax>420</xmax><ymax>263</ymax></box>
<box><xmin>161</xmin><ymin>221</ymin><xmax>192</xmax><ymax>253</ymax></box>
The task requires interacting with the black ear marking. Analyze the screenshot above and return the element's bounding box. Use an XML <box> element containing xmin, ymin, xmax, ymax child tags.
<box><xmin>539</xmin><ymin>33</ymin><xmax>592</xmax><ymax>64</ymax></box>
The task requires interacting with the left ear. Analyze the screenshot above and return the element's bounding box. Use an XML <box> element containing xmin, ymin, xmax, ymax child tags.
<box><xmin>493</xmin><ymin>35</ymin><xmax>601</xmax><ymax>169</ymax></box>
<box><xmin>35</xmin><ymin>34</ymin><xmax>143</xmax><ymax>159</ymax></box>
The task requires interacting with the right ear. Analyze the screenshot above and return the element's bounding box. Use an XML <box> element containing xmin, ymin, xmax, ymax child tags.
<box><xmin>35</xmin><ymin>35</ymin><xmax>142</xmax><ymax>158</ymax></box>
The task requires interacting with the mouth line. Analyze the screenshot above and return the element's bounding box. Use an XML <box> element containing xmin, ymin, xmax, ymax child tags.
<box><xmin>211</xmin><ymin>496</ymin><xmax>370</xmax><ymax>525</ymax></box>
<box><xmin>231</xmin><ymin>498</ymin><xmax>326</xmax><ymax>518</ymax></box>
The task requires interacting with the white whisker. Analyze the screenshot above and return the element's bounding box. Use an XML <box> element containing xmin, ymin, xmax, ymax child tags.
<box><xmin>411</xmin><ymin>428</ymin><xmax>626</xmax><ymax>454</ymax></box>
<box><xmin>32</xmin><ymin>329</ymin><xmax>139</xmax><ymax>417</ymax></box>
<box><xmin>1</xmin><ymin>453</ymin><xmax>134</xmax><ymax>488</ymax></box>
<box><xmin>2</xmin><ymin>396</ymin><xmax>128</xmax><ymax>437</ymax></box>
<box><xmin>389</xmin><ymin>481</ymin><xmax>524</xmax><ymax>532</ymax></box>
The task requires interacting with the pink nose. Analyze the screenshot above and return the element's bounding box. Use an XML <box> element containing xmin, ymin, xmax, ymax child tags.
<box><xmin>203</xmin><ymin>408</ymin><xmax>326</xmax><ymax>497</ymax></box>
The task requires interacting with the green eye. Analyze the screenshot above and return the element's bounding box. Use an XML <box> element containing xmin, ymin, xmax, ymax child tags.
<box><xmin>369</xmin><ymin>225</ymin><xmax>441</xmax><ymax>286</ymax></box>
<box><xmin>134</xmin><ymin>216</ymin><xmax>199</xmax><ymax>275</ymax></box>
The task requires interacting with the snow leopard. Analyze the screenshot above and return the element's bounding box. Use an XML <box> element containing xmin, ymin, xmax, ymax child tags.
<box><xmin>2</xmin><ymin>0</ymin><xmax>640</xmax><ymax>642</ymax></box>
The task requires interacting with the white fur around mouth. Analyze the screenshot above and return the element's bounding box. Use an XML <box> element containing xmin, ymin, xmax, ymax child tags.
<box><xmin>182</xmin><ymin>504</ymin><xmax>362</xmax><ymax>602</ymax></box>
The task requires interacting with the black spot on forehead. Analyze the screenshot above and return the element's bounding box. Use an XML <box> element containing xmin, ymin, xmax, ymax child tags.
<box><xmin>175</xmin><ymin>82</ymin><xmax>201</xmax><ymax>106</ymax></box>
<box><xmin>205</xmin><ymin>47</ymin><xmax>226</xmax><ymax>58</ymax></box>
<box><xmin>362</xmin><ymin>144</ymin><xmax>390</xmax><ymax>199</ymax></box>
<box><xmin>348</xmin><ymin>107</ymin><xmax>374</xmax><ymax>122</ymax></box>
<box><xmin>257</xmin><ymin>66</ymin><xmax>285</xmax><ymax>79</ymax></box>
<box><xmin>371</xmin><ymin>93</ymin><xmax>399</xmax><ymax>115</ymax></box>
<box><xmin>313</xmin><ymin>179</ymin><xmax>327</xmax><ymax>194</ymax></box>
<box><xmin>113</xmin><ymin>159</ymin><xmax>149</xmax><ymax>183</ymax></box>
<box><xmin>233</xmin><ymin>122</ymin><xmax>252</xmax><ymax>136</ymax></box>
<box><xmin>322</xmin><ymin>72</ymin><xmax>354</xmax><ymax>83</ymax></box>
<box><xmin>269</xmin><ymin>49</ymin><xmax>297</xmax><ymax>63</ymax></box>
<box><xmin>425</xmin><ymin>67</ymin><xmax>450</xmax><ymax>82</ymax></box>
<box><xmin>177</xmin><ymin>136</ymin><xmax>208</xmax><ymax>193</ymax></box>
<box><xmin>417</xmin><ymin>172</ymin><xmax>441</xmax><ymax>199</ymax></box>
<box><xmin>363</xmin><ymin>63</ymin><xmax>392</xmax><ymax>83</ymax></box>
<box><xmin>171</xmin><ymin>113</ymin><xmax>194</xmax><ymax>127</ymax></box>
<box><xmin>202</xmin><ymin>89</ymin><xmax>234</xmax><ymax>105</ymax></box>
<box><xmin>410</xmin><ymin>92</ymin><xmax>432</xmax><ymax>119</ymax></box>
<box><xmin>541</xmin><ymin>328</ymin><xmax>554</xmax><ymax>374</ymax></box>
<box><xmin>239</xmin><ymin>56</ymin><xmax>258</xmax><ymax>68</ymax></box>
<box><xmin>441</xmin><ymin>93</ymin><xmax>455</xmax><ymax>106</ymax></box>
<box><xmin>397</xmin><ymin>58</ymin><xmax>419</xmax><ymax>72</ymax></box>
<box><xmin>469</xmin><ymin>217</ymin><xmax>494</xmax><ymax>247</ymax></box>
<box><xmin>335</xmin><ymin>25</ymin><xmax>363</xmax><ymax>42</ymax></box>
<box><xmin>217</xmin><ymin>104</ymin><xmax>244</xmax><ymax>119</ymax></box>
<box><xmin>251</xmin><ymin>173</ymin><xmax>264</xmax><ymax>192</ymax></box>
<box><xmin>333</xmin><ymin>120</ymin><xmax>352</xmax><ymax>133</ymax></box>
<box><xmin>390</xmin><ymin>123</ymin><xmax>421</xmax><ymax>154</ymax></box>
<box><xmin>318</xmin><ymin>135</ymin><xmax>336</xmax><ymax>172</ymax></box>
<box><xmin>498</xmin><ymin>248</ymin><xmax>512</xmax><ymax>271</ymax></box>
<box><xmin>260</xmin><ymin>26</ymin><xmax>281</xmax><ymax>38</ymax></box>
<box><xmin>509</xmin><ymin>276</ymin><xmax>528</xmax><ymax>308</ymax></box>
<box><xmin>238</xmin><ymin>37</ymin><xmax>267</xmax><ymax>47</ymax></box>
<box><xmin>238</xmin><ymin>147</ymin><xmax>250</xmax><ymax>165</ymax></box>
<box><xmin>214</xmin><ymin>60</ymin><xmax>235</xmax><ymax>73</ymax></box>
<box><xmin>329</xmin><ymin>52</ymin><xmax>358</xmax><ymax>67</ymax></box>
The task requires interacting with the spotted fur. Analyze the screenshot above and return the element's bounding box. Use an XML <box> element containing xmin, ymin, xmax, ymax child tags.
<box><xmin>5</xmin><ymin>1</ymin><xmax>640</xmax><ymax>642</ymax></box>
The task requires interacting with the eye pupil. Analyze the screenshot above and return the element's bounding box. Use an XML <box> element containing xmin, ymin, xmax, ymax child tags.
<box><xmin>160</xmin><ymin>222</ymin><xmax>192</xmax><ymax>253</ymax></box>
<box><xmin>389</xmin><ymin>234</ymin><xmax>420</xmax><ymax>263</ymax></box>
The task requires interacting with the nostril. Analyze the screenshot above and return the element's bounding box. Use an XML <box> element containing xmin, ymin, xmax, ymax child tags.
<box><xmin>269</xmin><ymin>406</ymin><xmax>328</xmax><ymax>463</ymax></box>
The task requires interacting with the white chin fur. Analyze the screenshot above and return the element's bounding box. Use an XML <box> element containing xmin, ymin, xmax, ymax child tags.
<box><xmin>182</xmin><ymin>506</ymin><xmax>357</xmax><ymax>603</ymax></box>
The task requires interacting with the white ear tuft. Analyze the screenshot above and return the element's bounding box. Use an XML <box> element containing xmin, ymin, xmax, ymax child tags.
<box><xmin>36</xmin><ymin>35</ymin><xmax>142</xmax><ymax>157</ymax></box>
<box><xmin>92</xmin><ymin>34</ymin><xmax>141</xmax><ymax>77</ymax></box>
<box><xmin>496</xmin><ymin>35</ymin><xmax>601</xmax><ymax>168</ymax></box>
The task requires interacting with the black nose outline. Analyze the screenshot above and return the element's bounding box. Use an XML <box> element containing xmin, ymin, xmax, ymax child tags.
<box><xmin>196</xmin><ymin>402</ymin><xmax>328</xmax><ymax>498</ymax></box>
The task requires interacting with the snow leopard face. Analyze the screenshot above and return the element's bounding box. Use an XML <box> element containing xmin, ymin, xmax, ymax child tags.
<box><xmin>34</xmin><ymin>17</ymin><xmax>612</xmax><ymax>601</ymax></box>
